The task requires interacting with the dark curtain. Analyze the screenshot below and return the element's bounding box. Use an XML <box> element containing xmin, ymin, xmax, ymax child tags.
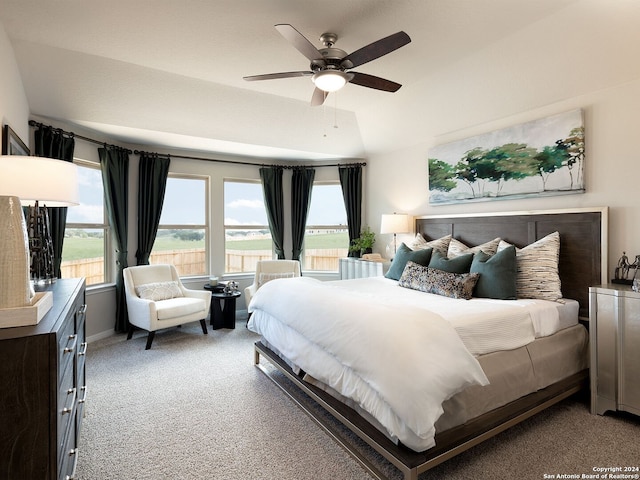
<box><xmin>291</xmin><ymin>167</ymin><xmax>315</xmax><ymax>261</ymax></box>
<box><xmin>259</xmin><ymin>166</ymin><xmax>285</xmax><ymax>259</ymax></box>
<box><xmin>99</xmin><ymin>146</ymin><xmax>130</xmax><ymax>333</ymax></box>
<box><xmin>136</xmin><ymin>153</ymin><xmax>170</xmax><ymax>265</ymax></box>
<box><xmin>33</xmin><ymin>126</ymin><xmax>75</xmax><ymax>277</ymax></box>
<box><xmin>339</xmin><ymin>165</ymin><xmax>362</xmax><ymax>258</ymax></box>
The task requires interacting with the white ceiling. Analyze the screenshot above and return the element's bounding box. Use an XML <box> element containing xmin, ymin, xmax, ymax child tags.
<box><xmin>0</xmin><ymin>0</ymin><xmax>578</xmax><ymax>160</ymax></box>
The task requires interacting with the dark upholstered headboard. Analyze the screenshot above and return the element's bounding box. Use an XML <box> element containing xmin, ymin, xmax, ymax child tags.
<box><xmin>415</xmin><ymin>208</ymin><xmax>608</xmax><ymax>319</ymax></box>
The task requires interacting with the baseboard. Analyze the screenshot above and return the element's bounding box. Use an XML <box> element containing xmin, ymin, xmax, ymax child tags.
<box><xmin>87</xmin><ymin>329</ymin><xmax>117</xmax><ymax>343</ymax></box>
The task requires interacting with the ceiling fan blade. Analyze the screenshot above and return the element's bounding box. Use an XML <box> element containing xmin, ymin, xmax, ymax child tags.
<box><xmin>349</xmin><ymin>72</ymin><xmax>402</xmax><ymax>92</ymax></box>
<box><xmin>341</xmin><ymin>31</ymin><xmax>411</xmax><ymax>68</ymax></box>
<box><xmin>275</xmin><ymin>24</ymin><xmax>324</xmax><ymax>62</ymax></box>
<box><xmin>243</xmin><ymin>71</ymin><xmax>313</xmax><ymax>81</ymax></box>
<box><xmin>311</xmin><ymin>87</ymin><xmax>328</xmax><ymax>107</ymax></box>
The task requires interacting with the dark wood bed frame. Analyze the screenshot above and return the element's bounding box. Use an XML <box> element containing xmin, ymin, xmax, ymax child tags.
<box><xmin>254</xmin><ymin>207</ymin><xmax>608</xmax><ymax>480</ymax></box>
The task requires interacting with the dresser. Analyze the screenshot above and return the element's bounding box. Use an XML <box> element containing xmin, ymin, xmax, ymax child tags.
<box><xmin>589</xmin><ymin>284</ymin><xmax>640</xmax><ymax>417</ymax></box>
<box><xmin>339</xmin><ymin>258</ymin><xmax>389</xmax><ymax>280</ymax></box>
<box><xmin>0</xmin><ymin>278</ymin><xmax>87</xmax><ymax>480</ymax></box>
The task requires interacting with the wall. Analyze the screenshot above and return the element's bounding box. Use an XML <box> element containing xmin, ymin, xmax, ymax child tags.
<box><xmin>363</xmin><ymin>1</ymin><xmax>640</xmax><ymax>281</ymax></box>
<box><xmin>0</xmin><ymin>21</ymin><xmax>29</xmax><ymax>147</ymax></box>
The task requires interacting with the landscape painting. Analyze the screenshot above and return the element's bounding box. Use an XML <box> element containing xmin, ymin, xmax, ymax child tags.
<box><xmin>428</xmin><ymin>109</ymin><xmax>584</xmax><ymax>205</ymax></box>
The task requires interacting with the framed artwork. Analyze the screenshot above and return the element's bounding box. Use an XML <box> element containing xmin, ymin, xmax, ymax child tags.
<box><xmin>2</xmin><ymin>124</ymin><xmax>30</xmax><ymax>156</ymax></box>
<box><xmin>428</xmin><ymin>109</ymin><xmax>585</xmax><ymax>205</ymax></box>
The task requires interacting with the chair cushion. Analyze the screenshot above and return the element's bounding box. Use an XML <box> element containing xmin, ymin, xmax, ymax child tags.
<box><xmin>135</xmin><ymin>281</ymin><xmax>183</xmax><ymax>301</ymax></box>
<box><xmin>156</xmin><ymin>297</ymin><xmax>205</xmax><ymax>320</ymax></box>
<box><xmin>258</xmin><ymin>272</ymin><xmax>295</xmax><ymax>288</ymax></box>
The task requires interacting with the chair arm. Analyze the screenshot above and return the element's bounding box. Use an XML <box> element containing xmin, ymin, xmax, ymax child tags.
<box><xmin>244</xmin><ymin>283</ymin><xmax>258</xmax><ymax>309</ymax></box>
<box><xmin>182</xmin><ymin>288</ymin><xmax>212</xmax><ymax>311</ymax></box>
<box><xmin>125</xmin><ymin>295</ymin><xmax>157</xmax><ymax>330</ymax></box>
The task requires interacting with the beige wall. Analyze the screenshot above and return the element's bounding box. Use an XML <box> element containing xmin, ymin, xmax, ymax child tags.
<box><xmin>0</xmin><ymin>21</ymin><xmax>29</xmax><ymax>147</ymax></box>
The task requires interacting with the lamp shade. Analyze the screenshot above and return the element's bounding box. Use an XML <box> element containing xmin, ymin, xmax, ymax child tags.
<box><xmin>312</xmin><ymin>70</ymin><xmax>349</xmax><ymax>92</ymax></box>
<box><xmin>0</xmin><ymin>155</ymin><xmax>79</xmax><ymax>206</ymax></box>
<box><xmin>380</xmin><ymin>213</ymin><xmax>410</xmax><ymax>234</ymax></box>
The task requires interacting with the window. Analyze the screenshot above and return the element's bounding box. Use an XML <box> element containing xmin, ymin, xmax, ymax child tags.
<box><xmin>150</xmin><ymin>175</ymin><xmax>208</xmax><ymax>277</ymax></box>
<box><xmin>224</xmin><ymin>180</ymin><xmax>272</xmax><ymax>273</ymax></box>
<box><xmin>303</xmin><ymin>183</ymin><xmax>348</xmax><ymax>271</ymax></box>
<box><xmin>62</xmin><ymin>161</ymin><xmax>109</xmax><ymax>286</ymax></box>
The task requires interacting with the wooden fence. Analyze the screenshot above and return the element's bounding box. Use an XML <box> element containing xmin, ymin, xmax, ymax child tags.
<box><xmin>62</xmin><ymin>247</ymin><xmax>349</xmax><ymax>284</ymax></box>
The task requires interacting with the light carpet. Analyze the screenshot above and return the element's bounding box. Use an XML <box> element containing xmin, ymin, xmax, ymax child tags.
<box><xmin>77</xmin><ymin>317</ymin><xmax>640</xmax><ymax>479</ymax></box>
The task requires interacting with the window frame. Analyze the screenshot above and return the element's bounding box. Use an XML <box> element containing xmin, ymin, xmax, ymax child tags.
<box><xmin>223</xmin><ymin>178</ymin><xmax>273</xmax><ymax>274</ymax></box>
<box><xmin>152</xmin><ymin>173</ymin><xmax>210</xmax><ymax>278</ymax></box>
<box><xmin>62</xmin><ymin>159</ymin><xmax>112</xmax><ymax>287</ymax></box>
<box><xmin>302</xmin><ymin>181</ymin><xmax>348</xmax><ymax>272</ymax></box>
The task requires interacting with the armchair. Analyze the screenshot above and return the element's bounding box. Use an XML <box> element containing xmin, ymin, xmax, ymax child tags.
<box><xmin>123</xmin><ymin>264</ymin><xmax>211</xmax><ymax>349</ymax></box>
<box><xmin>244</xmin><ymin>260</ymin><xmax>301</xmax><ymax>307</ymax></box>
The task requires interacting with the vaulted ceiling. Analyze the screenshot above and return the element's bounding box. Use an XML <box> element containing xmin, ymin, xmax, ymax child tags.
<box><xmin>0</xmin><ymin>0</ymin><xmax>579</xmax><ymax>160</ymax></box>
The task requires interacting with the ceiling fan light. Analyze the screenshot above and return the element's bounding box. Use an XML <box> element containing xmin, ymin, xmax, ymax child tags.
<box><xmin>312</xmin><ymin>70</ymin><xmax>348</xmax><ymax>92</ymax></box>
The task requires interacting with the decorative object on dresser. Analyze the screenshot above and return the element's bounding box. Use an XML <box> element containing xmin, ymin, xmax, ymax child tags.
<box><xmin>380</xmin><ymin>212</ymin><xmax>410</xmax><ymax>257</ymax></box>
<box><xmin>0</xmin><ymin>150</ymin><xmax>79</xmax><ymax>325</ymax></box>
<box><xmin>0</xmin><ymin>278</ymin><xmax>87</xmax><ymax>480</ymax></box>
<box><xmin>589</xmin><ymin>284</ymin><xmax>640</xmax><ymax>417</ymax></box>
<box><xmin>612</xmin><ymin>251</ymin><xmax>640</xmax><ymax>285</ymax></box>
<box><xmin>123</xmin><ymin>264</ymin><xmax>211</xmax><ymax>350</ymax></box>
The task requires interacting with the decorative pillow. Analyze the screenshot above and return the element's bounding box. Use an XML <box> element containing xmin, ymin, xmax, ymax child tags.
<box><xmin>399</xmin><ymin>261</ymin><xmax>479</xmax><ymax>300</ymax></box>
<box><xmin>428</xmin><ymin>250</ymin><xmax>474</xmax><ymax>273</ymax></box>
<box><xmin>408</xmin><ymin>233</ymin><xmax>451</xmax><ymax>256</ymax></box>
<box><xmin>258</xmin><ymin>272</ymin><xmax>295</xmax><ymax>288</ymax></box>
<box><xmin>497</xmin><ymin>231</ymin><xmax>561</xmax><ymax>301</ymax></box>
<box><xmin>385</xmin><ymin>243</ymin><xmax>433</xmax><ymax>281</ymax></box>
<box><xmin>135</xmin><ymin>281</ymin><xmax>183</xmax><ymax>301</ymax></box>
<box><xmin>470</xmin><ymin>245</ymin><xmax>517</xmax><ymax>299</ymax></box>
<box><xmin>448</xmin><ymin>237</ymin><xmax>501</xmax><ymax>258</ymax></box>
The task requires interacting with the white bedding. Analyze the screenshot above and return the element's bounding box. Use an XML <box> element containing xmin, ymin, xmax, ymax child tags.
<box><xmin>248</xmin><ymin>276</ymin><xmax>489</xmax><ymax>451</ymax></box>
<box><xmin>247</xmin><ymin>275</ymin><xmax>579</xmax><ymax>451</ymax></box>
<box><xmin>324</xmin><ymin>276</ymin><xmax>578</xmax><ymax>356</ymax></box>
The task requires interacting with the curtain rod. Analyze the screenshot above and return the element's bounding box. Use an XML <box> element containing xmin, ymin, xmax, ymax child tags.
<box><xmin>28</xmin><ymin>120</ymin><xmax>366</xmax><ymax>169</ymax></box>
<box><xmin>28</xmin><ymin>120</ymin><xmax>132</xmax><ymax>153</ymax></box>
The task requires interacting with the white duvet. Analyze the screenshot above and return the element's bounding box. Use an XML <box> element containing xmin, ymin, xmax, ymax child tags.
<box><xmin>248</xmin><ymin>276</ymin><xmax>489</xmax><ymax>451</ymax></box>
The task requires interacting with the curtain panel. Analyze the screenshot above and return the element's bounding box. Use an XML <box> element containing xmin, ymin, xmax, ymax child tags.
<box><xmin>259</xmin><ymin>166</ymin><xmax>285</xmax><ymax>259</ymax></box>
<box><xmin>339</xmin><ymin>165</ymin><xmax>362</xmax><ymax>258</ymax></box>
<box><xmin>33</xmin><ymin>125</ymin><xmax>75</xmax><ymax>277</ymax></box>
<box><xmin>99</xmin><ymin>146</ymin><xmax>130</xmax><ymax>333</ymax></box>
<box><xmin>291</xmin><ymin>167</ymin><xmax>316</xmax><ymax>261</ymax></box>
<box><xmin>136</xmin><ymin>153</ymin><xmax>170</xmax><ymax>265</ymax></box>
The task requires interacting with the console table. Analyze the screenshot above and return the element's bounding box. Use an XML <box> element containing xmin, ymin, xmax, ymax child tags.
<box><xmin>0</xmin><ymin>278</ymin><xmax>87</xmax><ymax>480</ymax></box>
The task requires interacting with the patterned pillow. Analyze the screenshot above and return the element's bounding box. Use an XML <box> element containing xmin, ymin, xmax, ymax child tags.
<box><xmin>399</xmin><ymin>261</ymin><xmax>480</xmax><ymax>300</ymax></box>
<box><xmin>408</xmin><ymin>233</ymin><xmax>451</xmax><ymax>256</ymax></box>
<box><xmin>448</xmin><ymin>237</ymin><xmax>501</xmax><ymax>258</ymax></box>
<box><xmin>497</xmin><ymin>231</ymin><xmax>561</xmax><ymax>301</ymax></box>
<box><xmin>258</xmin><ymin>272</ymin><xmax>295</xmax><ymax>288</ymax></box>
<box><xmin>135</xmin><ymin>281</ymin><xmax>183</xmax><ymax>301</ymax></box>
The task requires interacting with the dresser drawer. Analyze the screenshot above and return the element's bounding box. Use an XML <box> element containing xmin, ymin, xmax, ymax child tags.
<box><xmin>58</xmin><ymin>426</ymin><xmax>78</xmax><ymax>480</ymax></box>
<box><xmin>58</xmin><ymin>320</ymin><xmax>77</xmax><ymax>380</ymax></box>
<box><xmin>57</xmin><ymin>364</ymin><xmax>76</xmax><ymax>464</ymax></box>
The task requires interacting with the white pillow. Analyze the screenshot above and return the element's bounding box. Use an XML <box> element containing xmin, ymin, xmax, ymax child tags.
<box><xmin>448</xmin><ymin>237</ymin><xmax>501</xmax><ymax>258</ymax></box>
<box><xmin>408</xmin><ymin>234</ymin><xmax>451</xmax><ymax>256</ymax></box>
<box><xmin>497</xmin><ymin>231</ymin><xmax>561</xmax><ymax>301</ymax></box>
<box><xmin>135</xmin><ymin>281</ymin><xmax>183</xmax><ymax>301</ymax></box>
<box><xmin>258</xmin><ymin>272</ymin><xmax>295</xmax><ymax>288</ymax></box>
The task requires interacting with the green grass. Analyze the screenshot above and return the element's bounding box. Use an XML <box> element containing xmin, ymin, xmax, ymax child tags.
<box><xmin>62</xmin><ymin>232</ymin><xmax>350</xmax><ymax>259</ymax></box>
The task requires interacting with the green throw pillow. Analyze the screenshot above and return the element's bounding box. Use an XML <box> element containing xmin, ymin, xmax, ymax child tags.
<box><xmin>470</xmin><ymin>245</ymin><xmax>517</xmax><ymax>299</ymax></box>
<box><xmin>428</xmin><ymin>250</ymin><xmax>474</xmax><ymax>273</ymax></box>
<box><xmin>385</xmin><ymin>243</ymin><xmax>433</xmax><ymax>280</ymax></box>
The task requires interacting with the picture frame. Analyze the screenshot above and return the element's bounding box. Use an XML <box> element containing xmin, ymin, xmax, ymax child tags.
<box><xmin>2</xmin><ymin>124</ymin><xmax>30</xmax><ymax>156</ymax></box>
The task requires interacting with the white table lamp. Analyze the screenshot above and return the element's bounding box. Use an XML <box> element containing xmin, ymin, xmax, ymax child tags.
<box><xmin>0</xmin><ymin>155</ymin><xmax>79</xmax><ymax>314</ymax></box>
<box><xmin>380</xmin><ymin>213</ymin><xmax>410</xmax><ymax>256</ymax></box>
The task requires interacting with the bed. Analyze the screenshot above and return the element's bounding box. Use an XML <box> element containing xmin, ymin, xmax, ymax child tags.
<box><xmin>248</xmin><ymin>207</ymin><xmax>608</xmax><ymax>480</ymax></box>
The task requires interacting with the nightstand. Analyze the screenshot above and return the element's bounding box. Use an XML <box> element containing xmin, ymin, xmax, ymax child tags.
<box><xmin>589</xmin><ymin>284</ymin><xmax>640</xmax><ymax>417</ymax></box>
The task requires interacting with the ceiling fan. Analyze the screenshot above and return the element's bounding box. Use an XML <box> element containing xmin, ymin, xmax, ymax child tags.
<box><xmin>243</xmin><ymin>24</ymin><xmax>411</xmax><ymax>106</ymax></box>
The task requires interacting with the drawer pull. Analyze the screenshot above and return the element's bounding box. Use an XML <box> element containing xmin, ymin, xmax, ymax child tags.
<box><xmin>78</xmin><ymin>386</ymin><xmax>88</xmax><ymax>404</ymax></box>
<box><xmin>78</xmin><ymin>342</ymin><xmax>88</xmax><ymax>357</ymax></box>
<box><xmin>65</xmin><ymin>447</ymin><xmax>79</xmax><ymax>480</ymax></box>
<box><xmin>63</xmin><ymin>334</ymin><xmax>78</xmax><ymax>354</ymax></box>
<box><xmin>62</xmin><ymin>387</ymin><xmax>76</xmax><ymax>415</ymax></box>
<box><xmin>78</xmin><ymin>304</ymin><xmax>87</xmax><ymax>315</ymax></box>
